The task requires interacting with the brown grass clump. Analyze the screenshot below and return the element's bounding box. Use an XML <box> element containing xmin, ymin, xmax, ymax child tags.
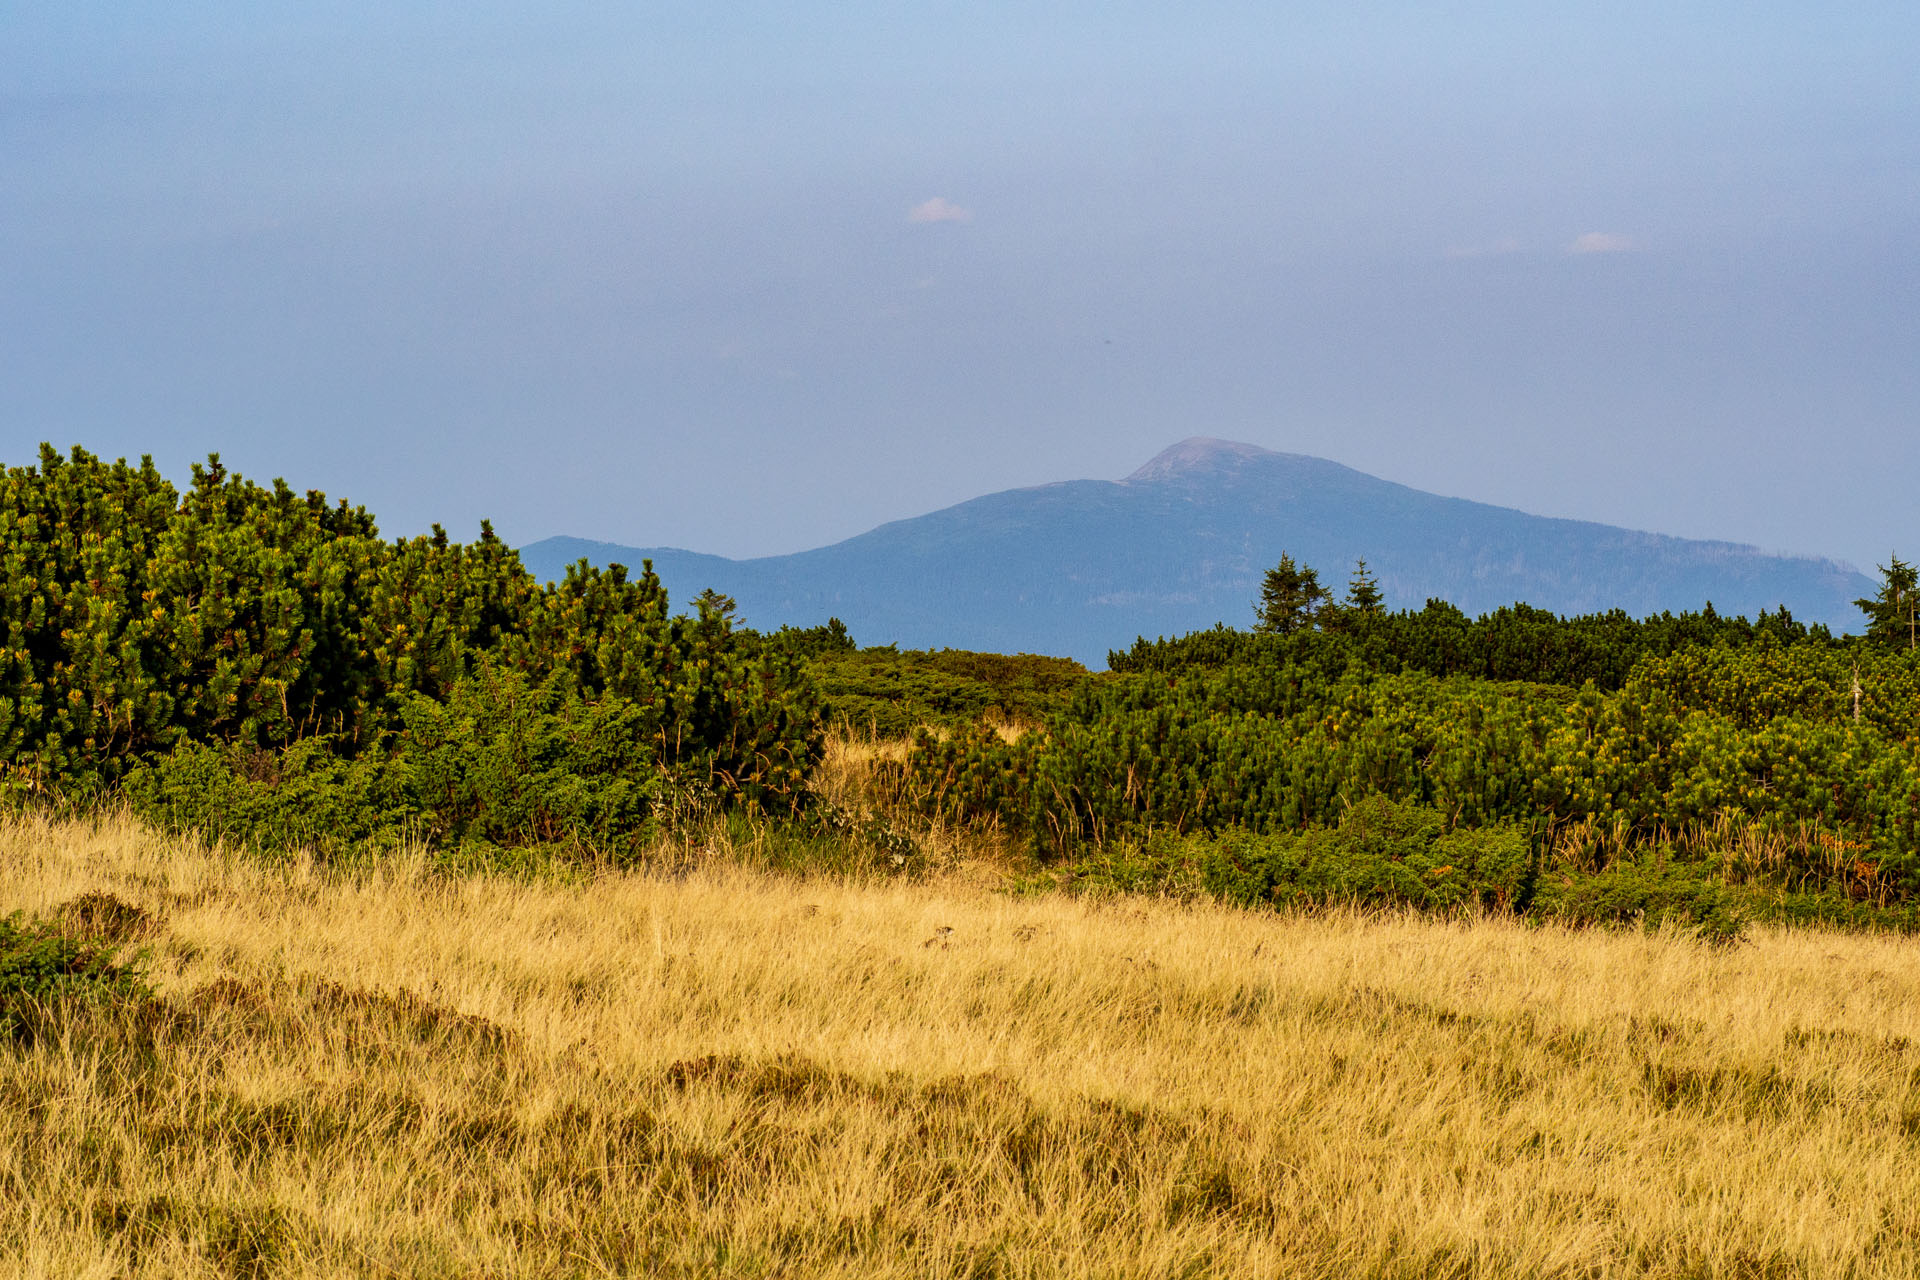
<box><xmin>807</xmin><ymin>728</ymin><xmax>1020</xmax><ymax>878</ymax></box>
<box><xmin>811</xmin><ymin>731</ymin><xmax>914</xmax><ymax>814</ymax></box>
<box><xmin>5</xmin><ymin>807</ymin><xmax>1920</xmax><ymax>1277</ymax></box>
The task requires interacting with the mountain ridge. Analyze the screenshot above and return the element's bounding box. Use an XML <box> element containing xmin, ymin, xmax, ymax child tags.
<box><xmin>518</xmin><ymin>439</ymin><xmax>1872</xmax><ymax>664</ymax></box>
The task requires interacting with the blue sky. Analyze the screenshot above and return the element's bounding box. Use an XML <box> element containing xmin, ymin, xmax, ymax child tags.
<box><xmin>3</xmin><ymin>3</ymin><xmax>1916</xmax><ymax>572</ymax></box>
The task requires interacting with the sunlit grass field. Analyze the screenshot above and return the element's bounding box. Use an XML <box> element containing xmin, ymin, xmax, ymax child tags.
<box><xmin>7</xmin><ymin>798</ymin><xmax>1920</xmax><ymax>1278</ymax></box>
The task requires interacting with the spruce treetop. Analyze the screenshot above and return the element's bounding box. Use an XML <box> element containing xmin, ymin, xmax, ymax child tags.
<box><xmin>1255</xmin><ymin>554</ymin><xmax>1329</xmax><ymax>635</ymax></box>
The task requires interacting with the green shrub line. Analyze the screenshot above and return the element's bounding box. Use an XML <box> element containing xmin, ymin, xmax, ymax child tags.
<box><xmin>10</xmin><ymin>445</ymin><xmax>1920</xmax><ymax>939</ymax></box>
<box><xmin>123</xmin><ymin>667</ymin><xmax>662</xmax><ymax>861</ymax></box>
<box><xmin>913</xmin><ymin>638</ymin><xmax>1920</xmax><ymax>893</ymax></box>
<box><xmin>913</xmin><ymin>557</ymin><xmax>1920</xmax><ymax>934</ymax></box>
<box><xmin>807</xmin><ymin>646</ymin><xmax>1088</xmax><ymax>738</ymax></box>
<box><xmin>1</xmin><ymin>444</ymin><xmax>818</xmax><ymax>853</ymax></box>
<box><xmin>1040</xmin><ymin>796</ymin><xmax>1755</xmax><ymax>944</ymax></box>
<box><xmin>1108</xmin><ymin>600</ymin><xmax>1831</xmax><ymax>688</ymax></box>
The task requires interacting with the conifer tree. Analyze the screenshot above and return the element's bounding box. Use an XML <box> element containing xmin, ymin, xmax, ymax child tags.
<box><xmin>1855</xmin><ymin>555</ymin><xmax>1919</xmax><ymax>649</ymax></box>
<box><xmin>1345</xmin><ymin>559</ymin><xmax>1384</xmax><ymax>614</ymax></box>
<box><xmin>1254</xmin><ymin>554</ymin><xmax>1329</xmax><ymax>634</ymax></box>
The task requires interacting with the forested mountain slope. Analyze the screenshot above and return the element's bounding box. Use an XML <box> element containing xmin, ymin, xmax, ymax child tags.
<box><xmin>520</xmin><ymin>438</ymin><xmax>1873</xmax><ymax>664</ymax></box>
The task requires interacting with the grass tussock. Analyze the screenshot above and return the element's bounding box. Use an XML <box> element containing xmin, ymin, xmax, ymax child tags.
<box><xmin>6</xmin><ymin>808</ymin><xmax>1920</xmax><ymax>1277</ymax></box>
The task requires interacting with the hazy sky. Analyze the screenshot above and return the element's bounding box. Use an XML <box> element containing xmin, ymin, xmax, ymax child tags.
<box><xmin>4</xmin><ymin>3</ymin><xmax>1916</xmax><ymax>571</ymax></box>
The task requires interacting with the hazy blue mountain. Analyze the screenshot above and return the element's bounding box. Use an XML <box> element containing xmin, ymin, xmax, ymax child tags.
<box><xmin>518</xmin><ymin>438</ymin><xmax>1875</xmax><ymax>665</ymax></box>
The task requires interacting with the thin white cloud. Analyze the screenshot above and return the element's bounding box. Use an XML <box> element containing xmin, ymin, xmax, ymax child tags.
<box><xmin>908</xmin><ymin>197</ymin><xmax>972</xmax><ymax>224</ymax></box>
<box><xmin>1569</xmin><ymin>231</ymin><xmax>1636</xmax><ymax>255</ymax></box>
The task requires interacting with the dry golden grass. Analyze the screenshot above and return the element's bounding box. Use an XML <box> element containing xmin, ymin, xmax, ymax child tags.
<box><xmin>1548</xmin><ymin>811</ymin><xmax>1889</xmax><ymax>899</ymax></box>
<box><xmin>810</xmin><ymin>732</ymin><xmax>913</xmax><ymax>811</ymax></box>
<box><xmin>6</xmin><ymin>808</ymin><xmax>1920</xmax><ymax>1278</ymax></box>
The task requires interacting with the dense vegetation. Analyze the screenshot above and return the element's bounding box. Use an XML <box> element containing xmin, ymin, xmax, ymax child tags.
<box><xmin>807</xmin><ymin>645</ymin><xmax>1087</xmax><ymax>737</ymax></box>
<box><xmin>1111</xmin><ymin>598</ymin><xmax>1828</xmax><ymax>687</ymax></box>
<box><xmin>0</xmin><ymin>445</ymin><xmax>819</xmax><ymax>857</ymax></box>
<box><xmin>917</xmin><ymin>561</ymin><xmax>1920</xmax><ymax>933</ymax></box>
<box><xmin>13</xmin><ymin>444</ymin><xmax>1920</xmax><ymax>938</ymax></box>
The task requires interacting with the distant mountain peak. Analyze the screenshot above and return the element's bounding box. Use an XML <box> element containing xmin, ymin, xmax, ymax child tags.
<box><xmin>1124</xmin><ymin>437</ymin><xmax>1278</xmax><ymax>483</ymax></box>
<box><xmin>521</xmin><ymin>439</ymin><xmax>1872</xmax><ymax>662</ymax></box>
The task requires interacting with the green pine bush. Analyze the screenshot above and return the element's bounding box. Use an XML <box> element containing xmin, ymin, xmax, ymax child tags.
<box><xmin>0</xmin><ymin>911</ymin><xmax>152</xmax><ymax>1042</ymax></box>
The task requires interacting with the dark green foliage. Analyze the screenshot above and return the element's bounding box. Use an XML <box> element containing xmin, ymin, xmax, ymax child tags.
<box><xmin>1735</xmin><ymin>890</ymin><xmax>1920</xmax><ymax>934</ymax></box>
<box><xmin>399</xmin><ymin>668</ymin><xmax>660</xmax><ymax>855</ymax></box>
<box><xmin>808</xmin><ymin>647</ymin><xmax>1088</xmax><ymax>737</ymax></box>
<box><xmin>1342</xmin><ymin>559</ymin><xmax>1384</xmax><ymax>615</ymax></box>
<box><xmin>122</xmin><ymin>737</ymin><xmax>414</xmax><ymax>857</ymax></box>
<box><xmin>125</xmin><ymin>668</ymin><xmax>663</xmax><ymax>861</ymax></box>
<box><xmin>1112</xmin><ymin>599</ymin><xmax>1825</xmax><ymax>688</ymax></box>
<box><xmin>0</xmin><ymin>910</ymin><xmax>152</xmax><ymax>1040</ymax></box>
<box><xmin>923</xmin><ymin>610</ymin><xmax>1920</xmax><ymax>908</ymax></box>
<box><xmin>1199</xmin><ymin>796</ymin><xmax>1535</xmax><ymax>914</ymax></box>
<box><xmin>770</xmin><ymin>617</ymin><xmax>856</xmax><ymax>659</ymax></box>
<box><xmin>511</xmin><ymin>562</ymin><xmax>820</xmax><ymax>811</ymax></box>
<box><xmin>1253</xmin><ymin>553</ymin><xmax>1329</xmax><ymax>635</ymax></box>
<box><xmin>1855</xmin><ymin>555</ymin><xmax>1919</xmax><ymax>650</ymax></box>
<box><xmin>1058</xmin><ymin>795</ymin><xmax>1743</xmax><ymax>942</ymax></box>
<box><xmin>1531</xmin><ymin>857</ymin><xmax>1745</xmax><ymax>945</ymax></box>
<box><xmin>2</xmin><ymin>445</ymin><xmax>823</xmax><ymax>855</ymax></box>
<box><xmin>915</xmin><ymin>663</ymin><xmax>1565</xmax><ymax>853</ymax></box>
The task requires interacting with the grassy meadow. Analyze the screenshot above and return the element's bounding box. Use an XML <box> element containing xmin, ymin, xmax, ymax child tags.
<box><xmin>7</xmin><ymin>750</ymin><xmax>1920</xmax><ymax>1278</ymax></box>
